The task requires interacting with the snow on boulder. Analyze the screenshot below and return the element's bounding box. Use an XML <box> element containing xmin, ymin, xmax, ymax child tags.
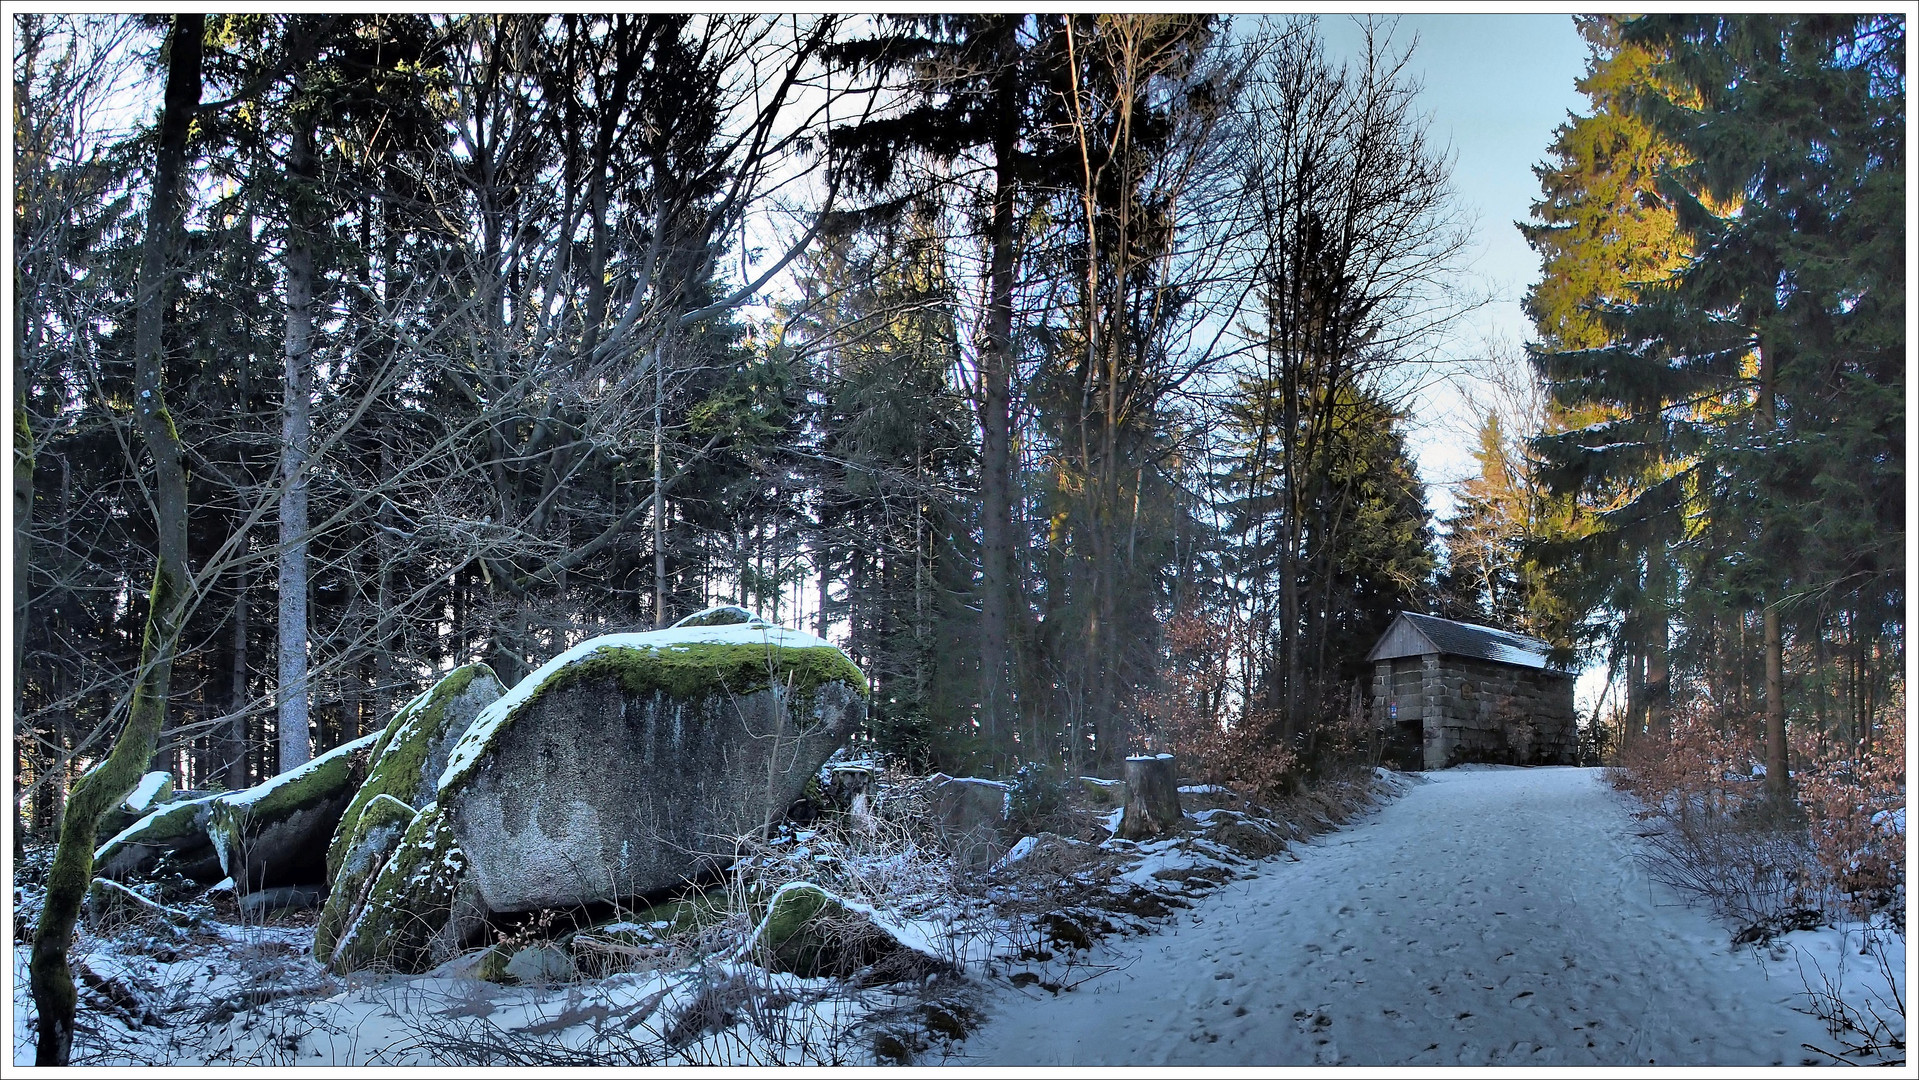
<box><xmin>206</xmin><ymin>731</ymin><xmax>381</xmax><ymax>892</ymax></box>
<box><xmin>327</xmin><ymin>801</ymin><xmax>486</xmax><ymax>975</ymax></box>
<box><xmin>669</xmin><ymin>604</ymin><xmax>772</xmax><ymax>629</ymax></box>
<box><xmin>325</xmin><ymin>663</ymin><xmax>503</xmax><ymax>885</ymax></box>
<box><xmin>314</xmin><ymin>666</ymin><xmax>501</xmax><ymax>963</ymax></box>
<box><xmin>436</xmin><ymin>618</ymin><xmax>867</xmax><ymax>914</ymax></box>
<box><xmin>313</xmin><ymin>793</ymin><xmax>418</xmax><ymax>963</ymax></box>
<box><xmin>93</xmin><ymin>791</ymin><xmax>226</xmax><ymax>885</ymax></box>
<box><xmin>97</xmin><ymin>771</ymin><xmax>175</xmax><ymax>841</ymax></box>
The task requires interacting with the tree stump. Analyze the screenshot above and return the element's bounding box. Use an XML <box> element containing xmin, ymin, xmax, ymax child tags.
<box><xmin>1118</xmin><ymin>754</ymin><xmax>1182</xmax><ymax>840</ymax></box>
<box><xmin>827</xmin><ymin>765</ymin><xmax>875</xmax><ymax>828</ymax></box>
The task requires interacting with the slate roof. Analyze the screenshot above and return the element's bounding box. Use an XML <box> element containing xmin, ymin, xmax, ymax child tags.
<box><xmin>1367</xmin><ymin>612</ymin><xmax>1575</xmax><ymax>674</ymax></box>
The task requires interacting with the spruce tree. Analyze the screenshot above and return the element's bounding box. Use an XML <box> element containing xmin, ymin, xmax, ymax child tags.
<box><xmin>1534</xmin><ymin>14</ymin><xmax>1904</xmax><ymax>789</ymax></box>
<box><xmin>1522</xmin><ymin>15</ymin><xmax>1695</xmax><ymax>745</ymax></box>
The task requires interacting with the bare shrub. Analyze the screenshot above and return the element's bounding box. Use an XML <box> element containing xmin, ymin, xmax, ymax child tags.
<box><xmin>1793</xmin><ymin>698</ymin><xmax>1906</xmax><ymax>922</ymax></box>
<box><xmin>1609</xmin><ymin>695</ymin><xmax>1906</xmax><ymax>936</ymax></box>
<box><xmin>1144</xmin><ymin>614</ymin><xmax>1298</xmax><ymax>802</ymax></box>
<box><xmin>1791</xmin><ymin>926</ymin><xmax>1906</xmax><ymax>1066</ymax></box>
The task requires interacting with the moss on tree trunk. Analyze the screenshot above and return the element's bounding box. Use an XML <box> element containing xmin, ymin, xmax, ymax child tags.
<box><xmin>30</xmin><ymin>19</ymin><xmax>201</xmax><ymax>1064</ymax></box>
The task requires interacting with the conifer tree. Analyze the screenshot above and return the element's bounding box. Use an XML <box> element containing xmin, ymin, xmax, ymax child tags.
<box><xmin>1522</xmin><ymin>15</ymin><xmax>1694</xmax><ymax>745</ymax></box>
<box><xmin>1534</xmin><ymin>14</ymin><xmax>1904</xmax><ymax>789</ymax></box>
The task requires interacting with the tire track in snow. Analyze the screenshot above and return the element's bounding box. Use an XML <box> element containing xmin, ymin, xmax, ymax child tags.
<box><xmin>954</xmin><ymin>766</ymin><xmax>1830</xmax><ymax>1067</ymax></box>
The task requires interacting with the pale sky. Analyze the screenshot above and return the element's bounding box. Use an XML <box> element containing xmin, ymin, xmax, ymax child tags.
<box><xmin>1316</xmin><ymin>14</ymin><xmax>1611</xmax><ymax>714</ymax></box>
<box><xmin>1317</xmin><ymin>13</ymin><xmax>1592</xmax><ymax>515</ymax></box>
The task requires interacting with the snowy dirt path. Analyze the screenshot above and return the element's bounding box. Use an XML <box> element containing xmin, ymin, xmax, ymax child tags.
<box><xmin>955</xmin><ymin>766</ymin><xmax>1836</xmax><ymax>1067</ymax></box>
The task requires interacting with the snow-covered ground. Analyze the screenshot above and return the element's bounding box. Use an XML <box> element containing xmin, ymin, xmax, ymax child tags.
<box><xmin>14</xmin><ymin>764</ymin><xmax>1900</xmax><ymax>1066</ymax></box>
<box><xmin>951</xmin><ymin>766</ymin><xmax>1903</xmax><ymax>1067</ymax></box>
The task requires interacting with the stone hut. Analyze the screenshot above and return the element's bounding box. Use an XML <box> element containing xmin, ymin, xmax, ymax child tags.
<box><xmin>1367</xmin><ymin>612</ymin><xmax>1577</xmax><ymax>770</ymax></box>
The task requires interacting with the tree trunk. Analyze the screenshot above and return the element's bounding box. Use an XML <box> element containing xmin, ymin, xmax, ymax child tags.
<box><xmin>816</xmin><ymin>538</ymin><xmax>832</xmax><ymax>639</ymax></box>
<box><xmin>225</xmin><ymin>552</ymin><xmax>249</xmax><ymax>788</ymax></box>
<box><xmin>372</xmin><ymin>433</ymin><xmax>396</xmax><ymax>725</ymax></box>
<box><xmin>653</xmin><ymin>344</ymin><xmax>668</xmax><ymax>627</ymax></box>
<box><xmin>31</xmin><ymin>16</ymin><xmax>202</xmax><ymax>1066</ymax></box>
<box><xmin>14</xmin><ymin>394</ymin><xmax>31</xmax><ymax>687</ymax></box>
<box><xmin>1764</xmin><ymin>605</ymin><xmax>1788</xmax><ymax>799</ymax></box>
<box><xmin>976</xmin><ymin>86</ymin><xmax>1018</xmax><ymax>766</ymax></box>
<box><xmin>278</xmin><ymin>120</ymin><xmax>316</xmax><ymax>772</ymax></box>
<box><xmin>1645</xmin><ymin>545</ymin><xmax>1672</xmax><ymax>737</ymax></box>
<box><xmin>1118</xmin><ymin>754</ymin><xmax>1181</xmax><ymax>840</ymax></box>
<box><xmin>1755</xmin><ymin>340</ymin><xmax>1789</xmax><ymax>799</ymax></box>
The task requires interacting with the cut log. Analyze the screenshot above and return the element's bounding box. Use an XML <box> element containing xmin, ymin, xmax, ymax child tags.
<box><xmin>1118</xmin><ymin>754</ymin><xmax>1182</xmax><ymax>840</ymax></box>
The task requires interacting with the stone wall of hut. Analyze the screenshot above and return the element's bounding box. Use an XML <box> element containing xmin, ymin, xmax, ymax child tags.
<box><xmin>1371</xmin><ymin>654</ymin><xmax>1578</xmax><ymax>769</ymax></box>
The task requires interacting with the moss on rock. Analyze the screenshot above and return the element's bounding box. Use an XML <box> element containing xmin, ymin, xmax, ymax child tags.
<box><xmin>312</xmin><ymin>794</ymin><xmax>418</xmax><ymax>963</ymax></box>
<box><xmin>747</xmin><ymin>882</ymin><xmax>940</xmax><ymax>983</ymax></box>
<box><xmin>93</xmin><ymin>792</ymin><xmax>225</xmax><ymax>883</ymax></box>
<box><xmin>326</xmin><ymin>664</ymin><xmax>501</xmax><ymax>885</ymax></box>
<box><xmin>97</xmin><ymin>772</ymin><xmax>175</xmax><ymax>841</ymax></box>
<box><xmin>328</xmin><ymin>801</ymin><xmax>469</xmax><ymax>975</ymax></box>
<box><xmin>757</xmin><ymin>883</ymin><xmax>838</xmax><ymax>958</ymax></box>
<box><xmin>670</xmin><ymin>604</ymin><xmax>764</xmax><ymax>628</ymax></box>
<box><xmin>206</xmin><ymin>731</ymin><xmax>380</xmax><ymax>889</ymax></box>
<box><xmin>497</xmin><ymin>643</ymin><xmax>864</xmax><ymax>738</ymax></box>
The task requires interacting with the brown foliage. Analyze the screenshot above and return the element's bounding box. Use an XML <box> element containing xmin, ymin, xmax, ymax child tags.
<box><xmin>1610</xmin><ymin>691</ymin><xmax>1905</xmax><ymax>924</ymax></box>
<box><xmin>1142</xmin><ymin>613</ymin><xmax>1297</xmax><ymax>802</ymax></box>
<box><xmin>1792</xmin><ymin>690</ymin><xmax>1906</xmax><ymax>920</ymax></box>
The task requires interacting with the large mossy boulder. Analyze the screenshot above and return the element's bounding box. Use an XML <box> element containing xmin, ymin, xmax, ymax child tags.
<box><xmin>312</xmin><ymin>794</ymin><xmax>418</xmax><ymax>962</ymax></box>
<box><xmin>439</xmin><ymin>614</ymin><xmax>867</xmax><ymax>914</ymax></box>
<box><xmin>207</xmin><ymin>731</ymin><xmax>381</xmax><ymax>891</ymax></box>
<box><xmin>93</xmin><ymin>792</ymin><xmax>226</xmax><ymax>884</ymax></box>
<box><xmin>314</xmin><ymin>665</ymin><xmax>502</xmax><ymax>965</ymax></box>
<box><xmin>327</xmin><ymin>801</ymin><xmax>477</xmax><ymax>974</ymax></box>
<box><xmin>325</xmin><ymin>664</ymin><xmax>502</xmax><ymax>884</ymax></box>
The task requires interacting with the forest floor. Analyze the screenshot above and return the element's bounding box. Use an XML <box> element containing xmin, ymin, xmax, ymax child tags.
<box><xmin>11</xmin><ymin>765</ymin><xmax>1902</xmax><ymax>1066</ymax></box>
<box><xmin>949</xmin><ymin>766</ymin><xmax>1907</xmax><ymax>1068</ymax></box>
<box><xmin>8</xmin><ymin>768</ymin><xmax>1383</xmax><ymax>1065</ymax></box>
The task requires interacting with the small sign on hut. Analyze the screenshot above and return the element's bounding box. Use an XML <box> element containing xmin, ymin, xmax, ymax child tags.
<box><xmin>1367</xmin><ymin>612</ymin><xmax>1577</xmax><ymax>770</ymax></box>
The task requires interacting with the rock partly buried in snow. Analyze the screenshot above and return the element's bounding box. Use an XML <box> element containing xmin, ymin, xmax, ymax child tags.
<box><xmin>238</xmin><ymin>884</ymin><xmax>324</xmax><ymax>917</ymax></box>
<box><xmin>1076</xmin><ymin>775</ymin><xmax>1126</xmax><ymax>809</ymax></box>
<box><xmin>94</xmin><ymin>791</ymin><xmax>226</xmax><ymax>884</ymax></box>
<box><xmin>97</xmin><ymin>771</ymin><xmax>175</xmax><ymax>841</ymax></box>
<box><xmin>502</xmin><ymin>943</ymin><xmax>578</xmax><ymax>984</ymax></box>
<box><xmin>438</xmin><ymin>617</ymin><xmax>867</xmax><ymax>914</ymax></box>
<box><xmin>312</xmin><ymin>793</ymin><xmax>418</xmax><ymax>963</ymax></box>
<box><xmin>923</xmin><ymin>774</ymin><xmax>1010</xmax><ymax>869</ymax></box>
<box><xmin>745</xmin><ymin>882</ymin><xmax>944</xmax><ymax>985</ymax></box>
<box><xmin>206</xmin><ymin>731</ymin><xmax>381</xmax><ymax>891</ymax></box>
<box><xmin>86</xmin><ymin>878</ymin><xmax>200</xmax><ymax>930</ymax></box>
<box><xmin>327</xmin><ymin>801</ymin><xmax>483</xmax><ymax>974</ymax></box>
<box><xmin>669</xmin><ymin>604</ymin><xmax>772</xmax><ymax>629</ymax></box>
